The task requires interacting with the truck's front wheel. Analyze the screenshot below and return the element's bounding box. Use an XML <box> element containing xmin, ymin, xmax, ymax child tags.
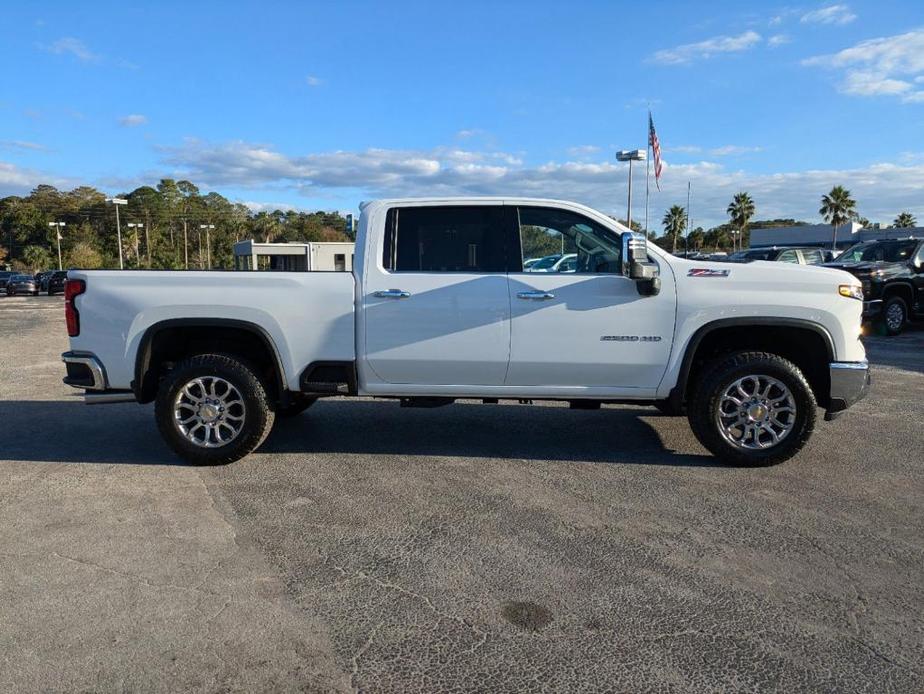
<box><xmin>688</xmin><ymin>352</ymin><xmax>816</xmax><ymax>466</ymax></box>
<box><xmin>155</xmin><ymin>354</ymin><xmax>275</xmax><ymax>465</ymax></box>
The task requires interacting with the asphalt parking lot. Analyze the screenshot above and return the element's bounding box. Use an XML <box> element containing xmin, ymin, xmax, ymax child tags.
<box><xmin>1</xmin><ymin>294</ymin><xmax>922</xmax><ymax>692</ymax></box>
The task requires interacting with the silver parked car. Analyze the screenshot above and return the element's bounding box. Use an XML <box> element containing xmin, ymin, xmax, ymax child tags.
<box><xmin>6</xmin><ymin>274</ymin><xmax>39</xmax><ymax>296</ymax></box>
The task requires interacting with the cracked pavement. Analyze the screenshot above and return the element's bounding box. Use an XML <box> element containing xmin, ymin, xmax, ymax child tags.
<box><xmin>1</xmin><ymin>295</ymin><xmax>922</xmax><ymax>692</ymax></box>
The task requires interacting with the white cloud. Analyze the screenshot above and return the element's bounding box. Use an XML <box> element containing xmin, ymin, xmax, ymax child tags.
<box><xmin>0</xmin><ymin>161</ymin><xmax>75</xmax><ymax>195</ymax></box>
<box><xmin>119</xmin><ymin>114</ymin><xmax>148</xmax><ymax>127</ymax></box>
<box><xmin>567</xmin><ymin>145</ymin><xmax>601</xmax><ymax>156</ymax></box>
<box><xmin>801</xmin><ymin>4</ymin><xmax>856</xmax><ymax>25</ymax></box>
<box><xmin>669</xmin><ymin>145</ymin><xmax>703</xmax><ymax>154</ymax></box>
<box><xmin>650</xmin><ymin>31</ymin><xmax>761</xmax><ymax>65</ymax></box>
<box><xmin>803</xmin><ymin>29</ymin><xmax>924</xmax><ymax>103</ymax></box>
<box><xmin>669</xmin><ymin>145</ymin><xmax>761</xmax><ymax>156</ymax></box>
<box><xmin>768</xmin><ymin>34</ymin><xmax>791</xmax><ymax>47</ymax></box>
<box><xmin>38</xmin><ymin>37</ymin><xmax>99</xmax><ymax>62</ymax></box>
<box><xmin>305</xmin><ymin>75</ymin><xmax>323</xmax><ymax>87</ymax></box>
<box><xmin>154</xmin><ymin>139</ymin><xmax>924</xmax><ymax>229</ymax></box>
<box><xmin>456</xmin><ymin>129</ymin><xmax>483</xmax><ymax>138</ymax></box>
<box><xmin>0</xmin><ymin>140</ymin><xmax>49</xmax><ymax>152</ymax></box>
<box><xmin>709</xmin><ymin>145</ymin><xmax>763</xmax><ymax>156</ymax></box>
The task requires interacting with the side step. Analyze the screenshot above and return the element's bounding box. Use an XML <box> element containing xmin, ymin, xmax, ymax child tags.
<box><xmin>400</xmin><ymin>397</ymin><xmax>455</xmax><ymax>408</ymax></box>
<box><xmin>299</xmin><ymin>361</ymin><xmax>356</xmax><ymax>396</ymax></box>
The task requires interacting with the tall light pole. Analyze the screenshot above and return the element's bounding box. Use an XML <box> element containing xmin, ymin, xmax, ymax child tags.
<box><xmin>127</xmin><ymin>223</ymin><xmax>143</xmax><ymax>266</ymax></box>
<box><xmin>616</xmin><ymin>149</ymin><xmax>646</xmax><ymax>231</ymax></box>
<box><xmin>48</xmin><ymin>222</ymin><xmax>66</xmax><ymax>270</ymax></box>
<box><xmin>200</xmin><ymin>224</ymin><xmax>215</xmax><ymax>269</ymax></box>
<box><xmin>106</xmin><ymin>198</ymin><xmax>127</xmax><ymax>270</ymax></box>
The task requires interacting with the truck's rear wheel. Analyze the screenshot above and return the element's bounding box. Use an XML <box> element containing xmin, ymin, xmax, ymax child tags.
<box><xmin>688</xmin><ymin>352</ymin><xmax>816</xmax><ymax>466</ymax></box>
<box><xmin>155</xmin><ymin>353</ymin><xmax>275</xmax><ymax>465</ymax></box>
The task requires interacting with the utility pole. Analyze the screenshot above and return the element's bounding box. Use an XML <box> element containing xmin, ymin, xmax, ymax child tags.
<box><xmin>200</xmin><ymin>224</ymin><xmax>215</xmax><ymax>269</ymax></box>
<box><xmin>48</xmin><ymin>222</ymin><xmax>66</xmax><ymax>270</ymax></box>
<box><xmin>127</xmin><ymin>223</ymin><xmax>143</xmax><ymax>266</ymax></box>
<box><xmin>686</xmin><ymin>181</ymin><xmax>692</xmax><ymax>255</ymax></box>
<box><xmin>106</xmin><ymin>198</ymin><xmax>127</xmax><ymax>269</ymax></box>
<box><xmin>182</xmin><ymin>218</ymin><xmax>189</xmax><ymax>269</ymax></box>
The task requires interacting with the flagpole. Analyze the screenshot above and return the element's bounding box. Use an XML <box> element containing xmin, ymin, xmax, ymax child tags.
<box><xmin>686</xmin><ymin>181</ymin><xmax>692</xmax><ymax>254</ymax></box>
<box><xmin>645</xmin><ymin>111</ymin><xmax>651</xmax><ymax>236</ymax></box>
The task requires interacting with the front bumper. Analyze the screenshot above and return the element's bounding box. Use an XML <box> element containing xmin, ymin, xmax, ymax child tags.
<box><xmin>862</xmin><ymin>299</ymin><xmax>882</xmax><ymax>319</ymax></box>
<box><xmin>825</xmin><ymin>361</ymin><xmax>870</xmax><ymax>420</ymax></box>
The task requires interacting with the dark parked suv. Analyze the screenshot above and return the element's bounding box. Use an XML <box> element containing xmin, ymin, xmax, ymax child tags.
<box><xmin>47</xmin><ymin>270</ymin><xmax>69</xmax><ymax>295</ymax></box>
<box><xmin>825</xmin><ymin>238</ymin><xmax>924</xmax><ymax>335</ymax></box>
<box><xmin>0</xmin><ymin>270</ymin><xmax>14</xmax><ymax>293</ymax></box>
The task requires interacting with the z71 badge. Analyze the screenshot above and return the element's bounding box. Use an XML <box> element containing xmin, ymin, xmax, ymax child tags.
<box><xmin>688</xmin><ymin>268</ymin><xmax>730</xmax><ymax>277</ymax></box>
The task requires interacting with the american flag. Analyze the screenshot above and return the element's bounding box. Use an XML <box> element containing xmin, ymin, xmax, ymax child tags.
<box><xmin>649</xmin><ymin>112</ymin><xmax>663</xmax><ymax>191</ymax></box>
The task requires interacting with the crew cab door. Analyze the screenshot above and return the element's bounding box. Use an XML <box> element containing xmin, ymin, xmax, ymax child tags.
<box><xmin>506</xmin><ymin>205</ymin><xmax>675</xmax><ymax>391</ymax></box>
<box><xmin>362</xmin><ymin>204</ymin><xmax>511</xmax><ymax>386</ymax></box>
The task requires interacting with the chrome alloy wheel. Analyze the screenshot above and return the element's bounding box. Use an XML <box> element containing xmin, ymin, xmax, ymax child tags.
<box><xmin>173</xmin><ymin>376</ymin><xmax>246</xmax><ymax>448</ymax></box>
<box><xmin>715</xmin><ymin>375</ymin><xmax>796</xmax><ymax>450</ymax></box>
<box><xmin>886</xmin><ymin>301</ymin><xmax>905</xmax><ymax>332</ymax></box>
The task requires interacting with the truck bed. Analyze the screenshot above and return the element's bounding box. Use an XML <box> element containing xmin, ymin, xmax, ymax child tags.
<box><xmin>68</xmin><ymin>270</ymin><xmax>356</xmax><ymax>391</ymax></box>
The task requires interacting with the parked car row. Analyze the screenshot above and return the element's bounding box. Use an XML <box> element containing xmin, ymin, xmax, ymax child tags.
<box><xmin>0</xmin><ymin>270</ymin><xmax>69</xmax><ymax>296</ymax></box>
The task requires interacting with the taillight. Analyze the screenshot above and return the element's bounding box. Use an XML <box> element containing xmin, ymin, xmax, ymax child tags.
<box><xmin>64</xmin><ymin>279</ymin><xmax>86</xmax><ymax>337</ymax></box>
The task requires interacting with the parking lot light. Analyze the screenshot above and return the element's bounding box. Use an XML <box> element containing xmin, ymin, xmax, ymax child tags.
<box><xmin>105</xmin><ymin>198</ymin><xmax>128</xmax><ymax>270</ymax></box>
<box><xmin>616</xmin><ymin>149</ymin><xmax>646</xmax><ymax>231</ymax></box>
<box><xmin>48</xmin><ymin>221</ymin><xmax>66</xmax><ymax>270</ymax></box>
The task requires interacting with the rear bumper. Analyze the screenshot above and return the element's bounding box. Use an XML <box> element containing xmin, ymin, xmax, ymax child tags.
<box><xmin>825</xmin><ymin>361</ymin><xmax>870</xmax><ymax>420</ymax></box>
<box><xmin>62</xmin><ymin>351</ymin><xmax>108</xmax><ymax>390</ymax></box>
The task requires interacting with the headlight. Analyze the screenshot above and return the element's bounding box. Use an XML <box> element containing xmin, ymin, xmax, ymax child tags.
<box><xmin>838</xmin><ymin>284</ymin><xmax>864</xmax><ymax>301</ymax></box>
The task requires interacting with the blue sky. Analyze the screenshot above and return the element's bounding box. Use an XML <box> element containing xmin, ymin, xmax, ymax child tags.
<box><xmin>2</xmin><ymin>0</ymin><xmax>923</xmax><ymax>228</ymax></box>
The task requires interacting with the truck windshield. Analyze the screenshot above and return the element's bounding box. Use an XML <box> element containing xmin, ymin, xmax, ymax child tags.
<box><xmin>836</xmin><ymin>240</ymin><xmax>917</xmax><ymax>263</ymax></box>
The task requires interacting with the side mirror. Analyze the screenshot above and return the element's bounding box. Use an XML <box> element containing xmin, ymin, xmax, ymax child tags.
<box><xmin>622</xmin><ymin>232</ymin><xmax>661</xmax><ymax>296</ymax></box>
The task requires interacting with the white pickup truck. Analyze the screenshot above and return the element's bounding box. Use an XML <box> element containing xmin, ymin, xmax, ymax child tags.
<box><xmin>61</xmin><ymin>198</ymin><xmax>870</xmax><ymax>466</ymax></box>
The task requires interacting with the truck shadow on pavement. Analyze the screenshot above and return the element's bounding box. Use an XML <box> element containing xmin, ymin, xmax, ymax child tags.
<box><xmin>0</xmin><ymin>399</ymin><xmax>717</xmax><ymax>467</ymax></box>
<box><xmin>266</xmin><ymin>400</ymin><xmax>718</xmax><ymax>467</ymax></box>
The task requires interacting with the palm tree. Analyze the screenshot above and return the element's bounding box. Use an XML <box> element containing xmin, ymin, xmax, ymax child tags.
<box><xmin>894</xmin><ymin>211</ymin><xmax>917</xmax><ymax>228</ymax></box>
<box><xmin>662</xmin><ymin>205</ymin><xmax>687</xmax><ymax>254</ymax></box>
<box><xmin>726</xmin><ymin>192</ymin><xmax>755</xmax><ymax>252</ymax></box>
<box><xmin>819</xmin><ymin>186</ymin><xmax>856</xmax><ymax>250</ymax></box>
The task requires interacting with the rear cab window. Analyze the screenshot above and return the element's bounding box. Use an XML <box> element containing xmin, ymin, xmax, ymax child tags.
<box><xmin>382</xmin><ymin>206</ymin><xmax>507</xmax><ymax>273</ymax></box>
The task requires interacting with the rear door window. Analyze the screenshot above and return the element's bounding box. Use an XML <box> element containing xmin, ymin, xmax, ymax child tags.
<box><xmin>383</xmin><ymin>206</ymin><xmax>507</xmax><ymax>272</ymax></box>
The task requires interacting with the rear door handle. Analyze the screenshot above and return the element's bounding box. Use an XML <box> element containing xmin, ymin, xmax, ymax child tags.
<box><xmin>517</xmin><ymin>291</ymin><xmax>555</xmax><ymax>300</ymax></box>
<box><xmin>374</xmin><ymin>289</ymin><xmax>411</xmax><ymax>299</ymax></box>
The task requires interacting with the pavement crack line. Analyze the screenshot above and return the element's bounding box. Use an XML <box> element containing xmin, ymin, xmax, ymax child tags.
<box><xmin>26</xmin><ymin>550</ymin><xmax>230</xmax><ymax>601</ymax></box>
<box><xmin>323</xmin><ymin>555</ymin><xmax>489</xmax><ymax>655</ymax></box>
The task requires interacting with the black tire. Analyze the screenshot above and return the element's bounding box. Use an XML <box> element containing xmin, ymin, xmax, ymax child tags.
<box><xmin>688</xmin><ymin>351</ymin><xmax>817</xmax><ymax>467</ymax></box>
<box><xmin>275</xmin><ymin>394</ymin><xmax>318</xmax><ymax>418</ymax></box>
<box><xmin>653</xmin><ymin>399</ymin><xmax>684</xmax><ymax>416</ymax></box>
<box><xmin>155</xmin><ymin>353</ymin><xmax>275</xmax><ymax>465</ymax></box>
<box><xmin>877</xmin><ymin>296</ymin><xmax>907</xmax><ymax>336</ymax></box>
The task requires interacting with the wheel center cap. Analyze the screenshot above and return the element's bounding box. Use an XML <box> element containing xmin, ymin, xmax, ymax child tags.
<box><xmin>200</xmin><ymin>403</ymin><xmax>219</xmax><ymax>422</ymax></box>
<box><xmin>746</xmin><ymin>403</ymin><xmax>768</xmax><ymax>421</ymax></box>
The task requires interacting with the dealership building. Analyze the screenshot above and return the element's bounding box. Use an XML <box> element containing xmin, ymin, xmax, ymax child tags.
<box><xmin>750</xmin><ymin>223</ymin><xmax>923</xmax><ymax>249</ymax></box>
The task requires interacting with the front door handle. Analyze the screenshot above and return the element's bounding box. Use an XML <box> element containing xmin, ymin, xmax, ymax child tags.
<box><xmin>374</xmin><ymin>289</ymin><xmax>411</xmax><ymax>299</ymax></box>
<box><xmin>517</xmin><ymin>291</ymin><xmax>555</xmax><ymax>300</ymax></box>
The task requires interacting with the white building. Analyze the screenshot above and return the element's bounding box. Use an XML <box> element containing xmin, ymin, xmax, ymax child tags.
<box><xmin>233</xmin><ymin>240</ymin><xmax>355</xmax><ymax>272</ymax></box>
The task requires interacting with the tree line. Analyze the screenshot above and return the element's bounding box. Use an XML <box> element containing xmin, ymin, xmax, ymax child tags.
<box><xmin>0</xmin><ymin>180</ymin><xmax>352</xmax><ymax>272</ymax></box>
<box><xmin>652</xmin><ymin>186</ymin><xmax>918</xmax><ymax>254</ymax></box>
